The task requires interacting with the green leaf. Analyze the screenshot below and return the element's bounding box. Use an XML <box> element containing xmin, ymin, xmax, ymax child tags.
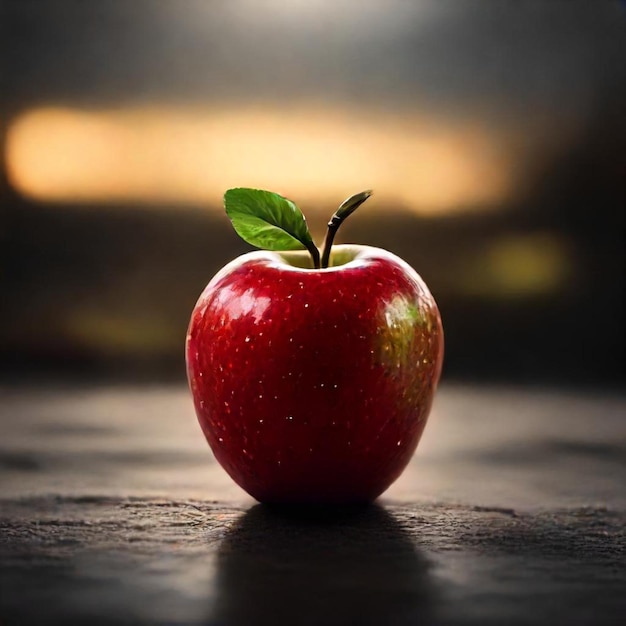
<box><xmin>224</xmin><ymin>188</ymin><xmax>315</xmax><ymax>252</ymax></box>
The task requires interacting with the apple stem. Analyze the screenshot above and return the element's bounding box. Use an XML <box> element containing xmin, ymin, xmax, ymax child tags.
<box><xmin>320</xmin><ymin>190</ymin><xmax>372</xmax><ymax>269</ymax></box>
<box><xmin>306</xmin><ymin>241</ymin><xmax>321</xmax><ymax>269</ymax></box>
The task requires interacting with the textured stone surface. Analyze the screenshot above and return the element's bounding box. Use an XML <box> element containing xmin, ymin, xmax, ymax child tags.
<box><xmin>0</xmin><ymin>384</ymin><xmax>625</xmax><ymax>624</ymax></box>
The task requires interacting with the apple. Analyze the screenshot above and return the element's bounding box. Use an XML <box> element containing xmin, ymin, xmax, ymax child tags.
<box><xmin>186</xmin><ymin>189</ymin><xmax>443</xmax><ymax>504</ymax></box>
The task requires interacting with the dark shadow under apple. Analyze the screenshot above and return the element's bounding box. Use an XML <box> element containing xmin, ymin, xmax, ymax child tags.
<box><xmin>209</xmin><ymin>504</ymin><xmax>437</xmax><ymax>626</ymax></box>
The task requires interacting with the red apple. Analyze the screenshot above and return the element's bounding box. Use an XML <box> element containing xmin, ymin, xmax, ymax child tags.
<box><xmin>186</xmin><ymin>238</ymin><xmax>443</xmax><ymax>503</ymax></box>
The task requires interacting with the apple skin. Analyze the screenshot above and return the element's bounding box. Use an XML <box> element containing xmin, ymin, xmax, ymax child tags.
<box><xmin>186</xmin><ymin>244</ymin><xmax>443</xmax><ymax>504</ymax></box>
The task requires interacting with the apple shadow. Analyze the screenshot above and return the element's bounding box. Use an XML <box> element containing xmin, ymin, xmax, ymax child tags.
<box><xmin>208</xmin><ymin>504</ymin><xmax>437</xmax><ymax>626</ymax></box>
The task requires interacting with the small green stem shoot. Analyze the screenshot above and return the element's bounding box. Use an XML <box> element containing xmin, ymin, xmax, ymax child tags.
<box><xmin>320</xmin><ymin>190</ymin><xmax>372</xmax><ymax>269</ymax></box>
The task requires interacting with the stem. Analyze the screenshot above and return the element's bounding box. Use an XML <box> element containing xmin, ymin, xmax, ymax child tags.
<box><xmin>320</xmin><ymin>190</ymin><xmax>372</xmax><ymax>268</ymax></box>
<box><xmin>319</xmin><ymin>217</ymin><xmax>341</xmax><ymax>270</ymax></box>
<box><xmin>306</xmin><ymin>241</ymin><xmax>321</xmax><ymax>269</ymax></box>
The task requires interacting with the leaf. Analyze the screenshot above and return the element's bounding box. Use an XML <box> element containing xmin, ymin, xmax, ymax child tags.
<box><xmin>224</xmin><ymin>188</ymin><xmax>315</xmax><ymax>252</ymax></box>
<box><xmin>336</xmin><ymin>190</ymin><xmax>373</xmax><ymax>221</ymax></box>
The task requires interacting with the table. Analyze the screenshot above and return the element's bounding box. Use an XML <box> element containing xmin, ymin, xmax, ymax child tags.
<box><xmin>1</xmin><ymin>383</ymin><xmax>624</xmax><ymax>625</ymax></box>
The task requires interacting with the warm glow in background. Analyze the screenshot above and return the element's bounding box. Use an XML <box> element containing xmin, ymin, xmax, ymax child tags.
<box><xmin>7</xmin><ymin>105</ymin><xmax>514</xmax><ymax>215</ymax></box>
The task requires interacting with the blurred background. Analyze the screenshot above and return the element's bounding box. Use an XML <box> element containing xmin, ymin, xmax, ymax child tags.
<box><xmin>1</xmin><ymin>0</ymin><xmax>624</xmax><ymax>387</ymax></box>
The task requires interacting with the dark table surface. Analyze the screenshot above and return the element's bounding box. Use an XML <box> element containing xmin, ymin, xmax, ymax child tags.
<box><xmin>1</xmin><ymin>382</ymin><xmax>624</xmax><ymax>625</ymax></box>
